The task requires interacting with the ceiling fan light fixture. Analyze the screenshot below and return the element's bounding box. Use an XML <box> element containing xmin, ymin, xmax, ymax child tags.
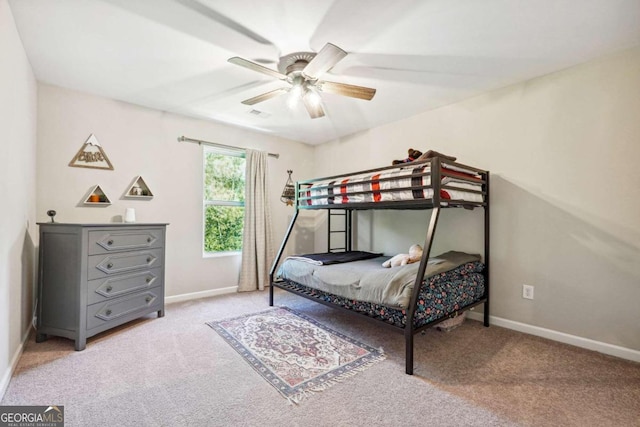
<box><xmin>287</xmin><ymin>84</ymin><xmax>303</xmax><ymax>109</ymax></box>
<box><xmin>304</xmin><ymin>87</ymin><xmax>322</xmax><ymax>107</ymax></box>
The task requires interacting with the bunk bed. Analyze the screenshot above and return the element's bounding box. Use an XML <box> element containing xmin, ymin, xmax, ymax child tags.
<box><xmin>269</xmin><ymin>156</ymin><xmax>490</xmax><ymax>375</ymax></box>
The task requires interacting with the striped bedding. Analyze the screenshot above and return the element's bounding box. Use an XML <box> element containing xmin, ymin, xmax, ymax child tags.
<box><xmin>299</xmin><ymin>164</ymin><xmax>484</xmax><ymax>206</ymax></box>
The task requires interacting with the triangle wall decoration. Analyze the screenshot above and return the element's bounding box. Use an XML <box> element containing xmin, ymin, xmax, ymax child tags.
<box><xmin>83</xmin><ymin>185</ymin><xmax>111</xmax><ymax>205</ymax></box>
<box><xmin>125</xmin><ymin>176</ymin><xmax>154</xmax><ymax>199</ymax></box>
<box><xmin>69</xmin><ymin>134</ymin><xmax>114</xmax><ymax>170</ymax></box>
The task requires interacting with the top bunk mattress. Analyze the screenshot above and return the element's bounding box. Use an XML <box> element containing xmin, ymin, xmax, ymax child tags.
<box><xmin>277</xmin><ymin>250</ymin><xmax>481</xmax><ymax>309</ymax></box>
<box><xmin>297</xmin><ymin>161</ymin><xmax>485</xmax><ymax>208</ymax></box>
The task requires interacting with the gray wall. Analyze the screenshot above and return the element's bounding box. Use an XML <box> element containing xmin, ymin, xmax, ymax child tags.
<box><xmin>314</xmin><ymin>47</ymin><xmax>640</xmax><ymax>352</ymax></box>
<box><xmin>0</xmin><ymin>0</ymin><xmax>38</xmax><ymax>396</ymax></box>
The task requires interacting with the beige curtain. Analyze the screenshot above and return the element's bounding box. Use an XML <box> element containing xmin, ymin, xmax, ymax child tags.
<box><xmin>238</xmin><ymin>149</ymin><xmax>275</xmax><ymax>292</ymax></box>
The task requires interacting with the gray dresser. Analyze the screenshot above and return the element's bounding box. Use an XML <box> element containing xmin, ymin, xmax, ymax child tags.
<box><xmin>36</xmin><ymin>222</ymin><xmax>168</xmax><ymax>350</ymax></box>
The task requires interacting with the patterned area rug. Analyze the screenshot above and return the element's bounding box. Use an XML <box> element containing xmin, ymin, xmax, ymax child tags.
<box><xmin>207</xmin><ymin>307</ymin><xmax>385</xmax><ymax>403</ymax></box>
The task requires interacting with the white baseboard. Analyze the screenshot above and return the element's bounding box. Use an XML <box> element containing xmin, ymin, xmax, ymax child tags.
<box><xmin>165</xmin><ymin>286</ymin><xmax>238</xmax><ymax>305</ymax></box>
<box><xmin>1</xmin><ymin>328</ymin><xmax>31</xmax><ymax>401</ymax></box>
<box><xmin>466</xmin><ymin>311</ymin><xmax>640</xmax><ymax>363</ymax></box>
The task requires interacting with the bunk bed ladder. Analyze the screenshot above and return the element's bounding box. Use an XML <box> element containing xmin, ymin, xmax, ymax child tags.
<box><xmin>327</xmin><ymin>209</ymin><xmax>352</xmax><ymax>252</ymax></box>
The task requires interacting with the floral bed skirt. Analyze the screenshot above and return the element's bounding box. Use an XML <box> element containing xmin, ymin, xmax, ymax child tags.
<box><xmin>279</xmin><ymin>261</ymin><xmax>485</xmax><ymax>329</ymax></box>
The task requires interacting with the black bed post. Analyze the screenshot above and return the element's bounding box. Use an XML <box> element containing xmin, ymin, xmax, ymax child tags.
<box><xmin>327</xmin><ymin>209</ymin><xmax>332</xmax><ymax>252</ymax></box>
<box><xmin>405</xmin><ymin>206</ymin><xmax>441</xmax><ymax>374</ymax></box>
<box><xmin>404</xmin><ymin>158</ymin><xmax>442</xmax><ymax>375</ymax></box>
<box><xmin>346</xmin><ymin>210</ymin><xmax>353</xmax><ymax>251</ymax></box>
<box><xmin>269</xmin><ymin>210</ymin><xmax>299</xmax><ymax>306</ymax></box>
<box><xmin>483</xmin><ymin>171</ymin><xmax>490</xmax><ymax>327</ymax></box>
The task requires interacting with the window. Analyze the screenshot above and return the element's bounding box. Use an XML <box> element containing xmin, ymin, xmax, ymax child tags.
<box><xmin>203</xmin><ymin>147</ymin><xmax>245</xmax><ymax>254</ymax></box>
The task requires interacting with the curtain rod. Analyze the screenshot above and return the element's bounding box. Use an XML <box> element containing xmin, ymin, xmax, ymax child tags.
<box><xmin>178</xmin><ymin>136</ymin><xmax>279</xmax><ymax>159</ymax></box>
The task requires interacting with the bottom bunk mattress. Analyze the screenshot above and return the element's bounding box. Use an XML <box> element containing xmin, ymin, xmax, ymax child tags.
<box><xmin>276</xmin><ymin>250</ymin><xmax>485</xmax><ymax>329</ymax></box>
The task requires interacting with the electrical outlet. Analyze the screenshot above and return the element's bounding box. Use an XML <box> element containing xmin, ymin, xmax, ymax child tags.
<box><xmin>522</xmin><ymin>284</ymin><xmax>534</xmax><ymax>300</ymax></box>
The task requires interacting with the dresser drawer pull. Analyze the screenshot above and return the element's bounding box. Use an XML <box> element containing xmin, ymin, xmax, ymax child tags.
<box><xmin>145</xmin><ymin>297</ymin><xmax>152</xmax><ymax>303</ymax></box>
<box><xmin>107</xmin><ymin>263</ymin><xmax>113</xmax><ymax>269</ymax></box>
<box><xmin>107</xmin><ymin>240</ymin><xmax>114</xmax><ymax>246</ymax></box>
<box><xmin>106</xmin><ymin>309</ymin><xmax>112</xmax><ymax>316</ymax></box>
<box><xmin>146</xmin><ymin>257</ymin><xmax>152</xmax><ymax>263</ymax></box>
<box><xmin>147</xmin><ymin>237</ymin><xmax>152</xmax><ymax>243</ymax></box>
<box><xmin>106</xmin><ymin>285</ymin><xmax>113</xmax><ymax>292</ymax></box>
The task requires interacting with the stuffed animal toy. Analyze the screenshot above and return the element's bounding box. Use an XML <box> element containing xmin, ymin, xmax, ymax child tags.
<box><xmin>392</xmin><ymin>148</ymin><xmax>423</xmax><ymax>165</ymax></box>
<box><xmin>415</xmin><ymin>150</ymin><xmax>457</xmax><ymax>162</ymax></box>
<box><xmin>382</xmin><ymin>244</ymin><xmax>423</xmax><ymax>268</ymax></box>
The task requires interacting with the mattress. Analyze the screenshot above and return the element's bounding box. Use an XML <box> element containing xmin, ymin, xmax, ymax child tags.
<box><xmin>277</xmin><ymin>250</ymin><xmax>482</xmax><ymax>310</ymax></box>
<box><xmin>298</xmin><ymin>163</ymin><xmax>484</xmax><ymax>207</ymax></box>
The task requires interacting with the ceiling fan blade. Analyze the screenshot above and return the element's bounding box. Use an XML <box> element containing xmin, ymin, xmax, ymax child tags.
<box><xmin>228</xmin><ymin>57</ymin><xmax>289</xmax><ymax>80</ymax></box>
<box><xmin>174</xmin><ymin>0</ymin><xmax>272</xmax><ymax>45</ymax></box>
<box><xmin>104</xmin><ymin>0</ymin><xmax>278</xmax><ymax>60</ymax></box>
<box><xmin>302</xmin><ymin>43</ymin><xmax>347</xmax><ymax>80</ymax></box>
<box><xmin>241</xmin><ymin>88</ymin><xmax>289</xmax><ymax>105</ymax></box>
<box><xmin>302</xmin><ymin>93</ymin><xmax>325</xmax><ymax>119</ymax></box>
<box><xmin>318</xmin><ymin>80</ymin><xmax>376</xmax><ymax>100</ymax></box>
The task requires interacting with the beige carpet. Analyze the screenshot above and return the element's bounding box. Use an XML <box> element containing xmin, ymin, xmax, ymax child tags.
<box><xmin>3</xmin><ymin>289</ymin><xmax>639</xmax><ymax>426</ymax></box>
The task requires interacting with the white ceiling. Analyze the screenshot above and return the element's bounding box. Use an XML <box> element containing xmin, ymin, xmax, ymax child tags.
<box><xmin>9</xmin><ymin>0</ymin><xmax>640</xmax><ymax>144</ymax></box>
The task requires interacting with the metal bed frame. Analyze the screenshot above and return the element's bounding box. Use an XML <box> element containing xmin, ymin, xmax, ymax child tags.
<box><xmin>268</xmin><ymin>156</ymin><xmax>490</xmax><ymax>375</ymax></box>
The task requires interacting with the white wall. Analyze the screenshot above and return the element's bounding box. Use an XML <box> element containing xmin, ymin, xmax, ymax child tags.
<box><xmin>0</xmin><ymin>0</ymin><xmax>37</xmax><ymax>397</ymax></box>
<box><xmin>314</xmin><ymin>47</ymin><xmax>640</xmax><ymax>352</ymax></box>
<box><xmin>36</xmin><ymin>84</ymin><xmax>314</xmax><ymax>298</ymax></box>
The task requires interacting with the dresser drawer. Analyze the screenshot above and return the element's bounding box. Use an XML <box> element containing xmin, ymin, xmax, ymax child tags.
<box><xmin>88</xmin><ymin>228</ymin><xmax>164</xmax><ymax>255</ymax></box>
<box><xmin>86</xmin><ymin>287</ymin><xmax>162</xmax><ymax>331</ymax></box>
<box><xmin>88</xmin><ymin>248</ymin><xmax>163</xmax><ymax>280</ymax></box>
<box><xmin>87</xmin><ymin>268</ymin><xmax>163</xmax><ymax>304</ymax></box>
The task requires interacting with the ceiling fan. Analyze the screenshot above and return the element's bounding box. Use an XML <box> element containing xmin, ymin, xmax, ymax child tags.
<box><xmin>228</xmin><ymin>43</ymin><xmax>376</xmax><ymax>119</ymax></box>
